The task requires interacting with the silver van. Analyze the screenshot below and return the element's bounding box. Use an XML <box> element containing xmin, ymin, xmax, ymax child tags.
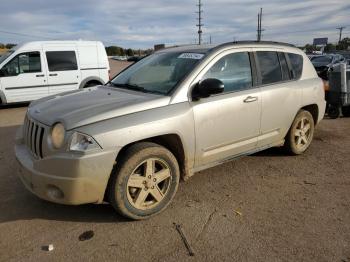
<box><xmin>15</xmin><ymin>41</ymin><xmax>326</xmax><ymax>220</ymax></box>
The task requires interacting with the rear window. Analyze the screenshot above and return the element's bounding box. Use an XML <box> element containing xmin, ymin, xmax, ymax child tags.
<box><xmin>256</xmin><ymin>51</ymin><xmax>282</xmax><ymax>85</ymax></box>
<box><xmin>287</xmin><ymin>53</ymin><xmax>303</xmax><ymax>79</ymax></box>
<box><xmin>46</xmin><ymin>51</ymin><xmax>78</xmax><ymax>71</ymax></box>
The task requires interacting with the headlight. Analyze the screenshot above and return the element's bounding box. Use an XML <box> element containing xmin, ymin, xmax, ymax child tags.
<box><xmin>69</xmin><ymin>132</ymin><xmax>101</xmax><ymax>152</ymax></box>
<box><xmin>51</xmin><ymin>123</ymin><xmax>65</xmax><ymax>149</ymax></box>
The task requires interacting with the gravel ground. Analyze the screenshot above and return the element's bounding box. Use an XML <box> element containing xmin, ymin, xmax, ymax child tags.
<box><xmin>108</xmin><ymin>59</ymin><xmax>131</xmax><ymax>77</ymax></box>
<box><xmin>0</xmin><ymin>61</ymin><xmax>349</xmax><ymax>262</ymax></box>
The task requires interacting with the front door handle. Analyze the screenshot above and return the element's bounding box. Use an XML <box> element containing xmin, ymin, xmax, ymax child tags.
<box><xmin>49</xmin><ymin>73</ymin><xmax>58</xmax><ymax>76</ymax></box>
<box><xmin>243</xmin><ymin>96</ymin><xmax>258</xmax><ymax>103</ymax></box>
<box><xmin>36</xmin><ymin>74</ymin><xmax>45</xmax><ymax>77</ymax></box>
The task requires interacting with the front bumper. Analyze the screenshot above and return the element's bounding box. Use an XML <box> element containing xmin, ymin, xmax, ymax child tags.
<box><xmin>15</xmin><ymin>127</ymin><xmax>117</xmax><ymax>205</ymax></box>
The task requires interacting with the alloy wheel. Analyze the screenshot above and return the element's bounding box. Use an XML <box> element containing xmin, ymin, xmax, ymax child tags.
<box><xmin>294</xmin><ymin>117</ymin><xmax>312</xmax><ymax>151</ymax></box>
<box><xmin>126</xmin><ymin>158</ymin><xmax>172</xmax><ymax>210</ymax></box>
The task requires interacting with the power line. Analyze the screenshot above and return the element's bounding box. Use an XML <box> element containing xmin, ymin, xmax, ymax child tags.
<box><xmin>264</xmin><ymin>25</ymin><xmax>350</xmax><ymax>36</ymax></box>
<box><xmin>0</xmin><ymin>29</ymin><xmax>56</xmax><ymax>40</ymax></box>
<box><xmin>196</xmin><ymin>0</ymin><xmax>203</xmax><ymax>45</ymax></box>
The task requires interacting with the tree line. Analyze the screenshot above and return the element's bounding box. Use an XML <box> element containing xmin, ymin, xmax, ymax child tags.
<box><xmin>105</xmin><ymin>46</ymin><xmax>153</xmax><ymax>56</ymax></box>
<box><xmin>302</xmin><ymin>37</ymin><xmax>350</xmax><ymax>53</ymax></box>
<box><xmin>1</xmin><ymin>43</ymin><xmax>152</xmax><ymax>57</ymax></box>
<box><xmin>0</xmin><ymin>43</ymin><xmax>17</xmax><ymax>49</ymax></box>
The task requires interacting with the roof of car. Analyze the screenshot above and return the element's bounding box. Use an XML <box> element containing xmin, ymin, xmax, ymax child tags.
<box><xmin>158</xmin><ymin>41</ymin><xmax>296</xmax><ymax>54</ymax></box>
<box><xmin>15</xmin><ymin>40</ymin><xmax>103</xmax><ymax>50</ymax></box>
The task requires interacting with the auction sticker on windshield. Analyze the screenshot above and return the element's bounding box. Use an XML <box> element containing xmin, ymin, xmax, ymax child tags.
<box><xmin>178</xmin><ymin>53</ymin><xmax>204</xmax><ymax>59</ymax></box>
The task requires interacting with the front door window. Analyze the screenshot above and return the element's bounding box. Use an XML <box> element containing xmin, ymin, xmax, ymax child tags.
<box><xmin>1</xmin><ymin>52</ymin><xmax>41</xmax><ymax>77</ymax></box>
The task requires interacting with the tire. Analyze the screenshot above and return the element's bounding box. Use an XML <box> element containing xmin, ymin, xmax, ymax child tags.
<box><xmin>284</xmin><ymin>110</ymin><xmax>315</xmax><ymax>155</ymax></box>
<box><xmin>342</xmin><ymin>106</ymin><xmax>350</xmax><ymax>117</ymax></box>
<box><xmin>108</xmin><ymin>142</ymin><xmax>180</xmax><ymax>220</ymax></box>
<box><xmin>328</xmin><ymin>105</ymin><xmax>340</xmax><ymax>119</ymax></box>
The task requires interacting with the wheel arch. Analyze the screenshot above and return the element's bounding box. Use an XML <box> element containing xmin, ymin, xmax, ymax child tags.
<box><xmin>103</xmin><ymin>133</ymin><xmax>189</xmax><ymax>202</ymax></box>
<box><xmin>117</xmin><ymin>133</ymin><xmax>187</xmax><ymax>178</ymax></box>
<box><xmin>79</xmin><ymin>76</ymin><xmax>105</xmax><ymax>89</ymax></box>
<box><xmin>0</xmin><ymin>90</ymin><xmax>7</xmax><ymax>104</ymax></box>
<box><xmin>300</xmin><ymin>104</ymin><xmax>319</xmax><ymax>125</ymax></box>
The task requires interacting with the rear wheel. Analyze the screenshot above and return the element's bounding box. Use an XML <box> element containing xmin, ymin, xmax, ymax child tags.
<box><xmin>284</xmin><ymin>110</ymin><xmax>315</xmax><ymax>155</ymax></box>
<box><xmin>108</xmin><ymin>142</ymin><xmax>180</xmax><ymax>220</ymax></box>
<box><xmin>342</xmin><ymin>106</ymin><xmax>350</xmax><ymax>117</ymax></box>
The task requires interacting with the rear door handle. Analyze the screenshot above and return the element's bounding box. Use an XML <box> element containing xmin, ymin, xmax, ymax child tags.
<box><xmin>36</xmin><ymin>74</ymin><xmax>45</xmax><ymax>77</ymax></box>
<box><xmin>49</xmin><ymin>73</ymin><xmax>58</xmax><ymax>76</ymax></box>
<box><xmin>243</xmin><ymin>96</ymin><xmax>258</xmax><ymax>103</ymax></box>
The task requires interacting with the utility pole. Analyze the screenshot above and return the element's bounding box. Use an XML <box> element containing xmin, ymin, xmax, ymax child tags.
<box><xmin>196</xmin><ymin>0</ymin><xmax>203</xmax><ymax>45</ymax></box>
<box><xmin>209</xmin><ymin>35</ymin><xmax>212</xmax><ymax>44</ymax></box>
<box><xmin>337</xmin><ymin>26</ymin><xmax>345</xmax><ymax>44</ymax></box>
<box><xmin>257</xmin><ymin>8</ymin><xmax>263</xmax><ymax>41</ymax></box>
<box><xmin>257</xmin><ymin>13</ymin><xmax>260</xmax><ymax>41</ymax></box>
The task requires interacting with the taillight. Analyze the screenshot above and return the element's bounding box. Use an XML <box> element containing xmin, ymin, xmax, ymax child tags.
<box><xmin>323</xmin><ymin>80</ymin><xmax>329</xmax><ymax>92</ymax></box>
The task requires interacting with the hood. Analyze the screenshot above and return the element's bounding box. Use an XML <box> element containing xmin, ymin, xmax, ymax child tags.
<box><xmin>28</xmin><ymin>86</ymin><xmax>170</xmax><ymax>130</ymax></box>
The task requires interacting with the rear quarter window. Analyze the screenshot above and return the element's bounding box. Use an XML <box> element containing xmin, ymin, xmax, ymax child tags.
<box><xmin>46</xmin><ymin>51</ymin><xmax>78</xmax><ymax>71</ymax></box>
<box><xmin>287</xmin><ymin>53</ymin><xmax>303</xmax><ymax>79</ymax></box>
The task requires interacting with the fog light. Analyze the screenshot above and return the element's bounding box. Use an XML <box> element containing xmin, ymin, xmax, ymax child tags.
<box><xmin>47</xmin><ymin>185</ymin><xmax>64</xmax><ymax>200</ymax></box>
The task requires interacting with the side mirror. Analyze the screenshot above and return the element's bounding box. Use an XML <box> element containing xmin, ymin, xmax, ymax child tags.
<box><xmin>192</xmin><ymin>78</ymin><xmax>224</xmax><ymax>100</ymax></box>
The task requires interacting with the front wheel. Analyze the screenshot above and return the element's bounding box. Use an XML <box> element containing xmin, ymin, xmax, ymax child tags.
<box><xmin>108</xmin><ymin>142</ymin><xmax>180</xmax><ymax>220</ymax></box>
<box><xmin>284</xmin><ymin>110</ymin><xmax>315</xmax><ymax>155</ymax></box>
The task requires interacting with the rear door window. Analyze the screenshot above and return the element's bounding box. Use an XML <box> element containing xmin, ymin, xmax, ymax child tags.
<box><xmin>287</xmin><ymin>53</ymin><xmax>303</xmax><ymax>79</ymax></box>
<box><xmin>46</xmin><ymin>51</ymin><xmax>78</xmax><ymax>71</ymax></box>
<box><xmin>203</xmin><ymin>52</ymin><xmax>253</xmax><ymax>93</ymax></box>
<box><xmin>256</xmin><ymin>51</ymin><xmax>282</xmax><ymax>85</ymax></box>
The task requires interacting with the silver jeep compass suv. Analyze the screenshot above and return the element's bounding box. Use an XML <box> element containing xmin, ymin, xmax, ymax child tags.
<box><xmin>15</xmin><ymin>41</ymin><xmax>326</xmax><ymax>219</ymax></box>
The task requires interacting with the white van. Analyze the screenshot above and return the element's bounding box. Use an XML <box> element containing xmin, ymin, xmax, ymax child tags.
<box><xmin>0</xmin><ymin>41</ymin><xmax>110</xmax><ymax>104</ymax></box>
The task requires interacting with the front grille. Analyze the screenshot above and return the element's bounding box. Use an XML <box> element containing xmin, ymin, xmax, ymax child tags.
<box><xmin>23</xmin><ymin>115</ymin><xmax>46</xmax><ymax>159</ymax></box>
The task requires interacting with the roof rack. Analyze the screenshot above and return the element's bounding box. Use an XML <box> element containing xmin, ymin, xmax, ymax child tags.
<box><xmin>212</xmin><ymin>40</ymin><xmax>296</xmax><ymax>51</ymax></box>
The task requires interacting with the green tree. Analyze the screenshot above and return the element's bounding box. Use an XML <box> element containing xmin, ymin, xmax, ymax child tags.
<box><xmin>337</xmin><ymin>37</ymin><xmax>350</xmax><ymax>50</ymax></box>
<box><xmin>324</xmin><ymin>43</ymin><xmax>336</xmax><ymax>52</ymax></box>
<box><xmin>304</xmin><ymin>44</ymin><xmax>315</xmax><ymax>53</ymax></box>
<box><xmin>5</xmin><ymin>43</ymin><xmax>16</xmax><ymax>49</ymax></box>
<box><xmin>105</xmin><ymin>46</ymin><xmax>126</xmax><ymax>56</ymax></box>
<box><xmin>126</xmin><ymin>48</ymin><xmax>134</xmax><ymax>56</ymax></box>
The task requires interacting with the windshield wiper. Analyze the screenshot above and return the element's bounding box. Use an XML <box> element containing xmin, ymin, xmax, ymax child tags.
<box><xmin>110</xmin><ymin>82</ymin><xmax>165</xmax><ymax>95</ymax></box>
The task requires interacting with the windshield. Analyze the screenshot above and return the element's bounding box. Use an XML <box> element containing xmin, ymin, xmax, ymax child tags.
<box><xmin>312</xmin><ymin>56</ymin><xmax>332</xmax><ymax>64</ymax></box>
<box><xmin>111</xmin><ymin>51</ymin><xmax>205</xmax><ymax>95</ymax></box>
<box><xmin>0</xmin><ymin>50</ymin><xmax>14</xmax><ymax>64</ymax></box>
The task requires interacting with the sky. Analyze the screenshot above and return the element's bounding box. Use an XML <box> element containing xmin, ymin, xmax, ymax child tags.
<box><xmin>0</xmin><ymin>0</ymin><xmax>350</xmax><ymax>49</ymax></box>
